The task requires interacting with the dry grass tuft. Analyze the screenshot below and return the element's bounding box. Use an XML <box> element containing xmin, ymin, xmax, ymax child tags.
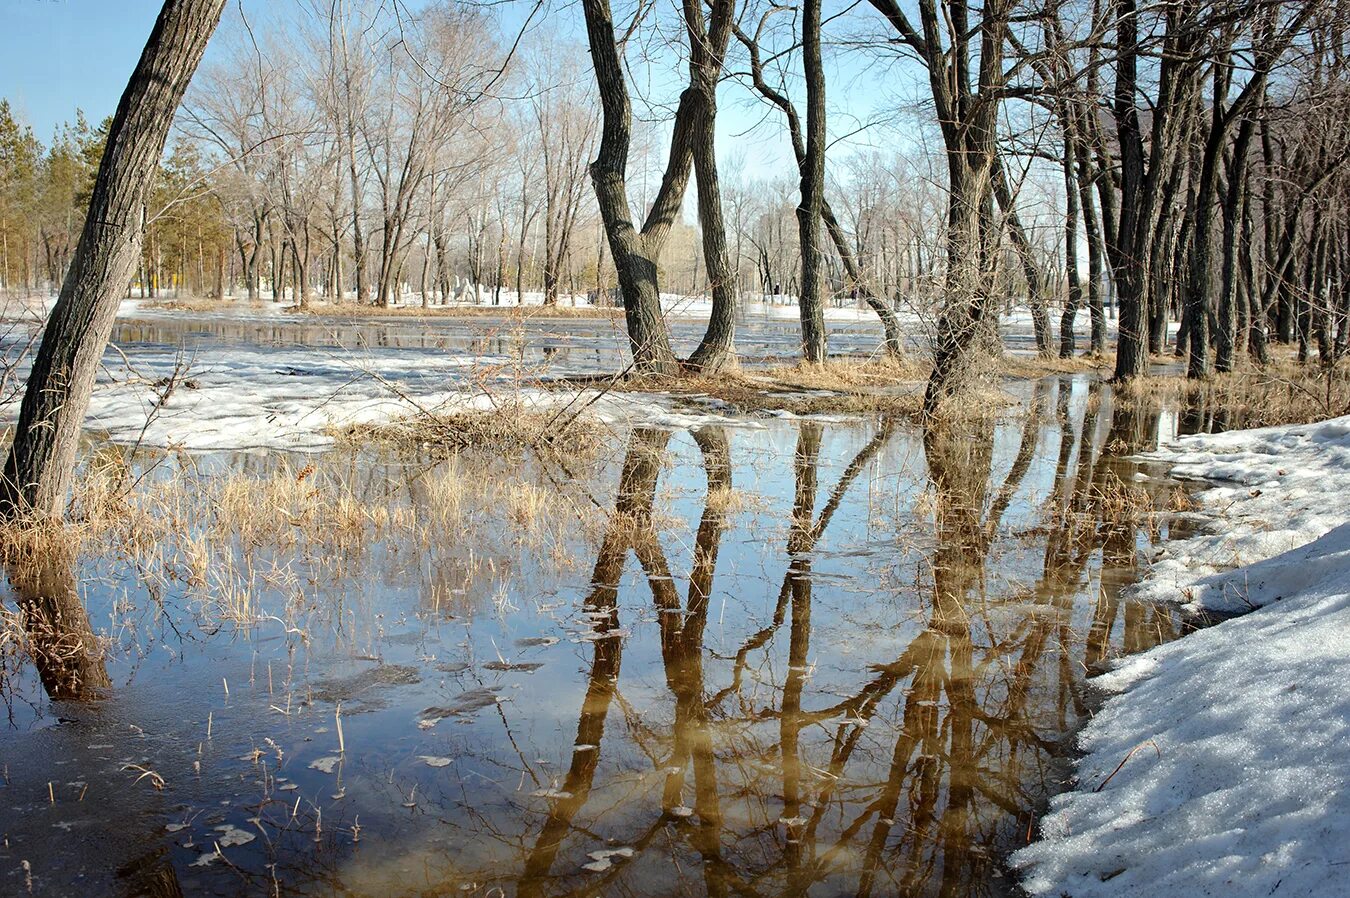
<box><xmin>140</xmin><ymin>298</ymin><xmax>272</xmax><ymax>314</ymax></box>
<box><xmin>1001</xmin><ymin>352</ymin><xmax>1108</xmax><ymax>378</ymax></box>
<box><xmin>332</xmin><ymin>403</ymin><xmax>606</xmax><ymax>455</ymax></box>
<box><xmin>758</xmin><ymin>356</ymin><xmax>929</xmax><ymax>388</ymax></box>
<box><xmin>1117</xmin><ymin>358</ymin><xmax>1350</xmax><ymax>429</ymax></box>
<box><xmin>612</xmin><ymin>358</ymin><xmax>929</xmax><ymax>417</ymax></box>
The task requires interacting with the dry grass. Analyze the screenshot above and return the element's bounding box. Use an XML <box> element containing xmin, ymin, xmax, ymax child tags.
<box><xmin>1116</xmin><ymin>358</ymin><xmax>1350</xmax><ymax>429</ymax></box>
<box><xmin>140</xmin><ymin>298</ymin><xmax>273</xmax><ymax>314</ymax></box>
<box><xmin>758</xmin><ymin>356</ymin><xmax>929</xmax><ymax>388</ymax></box>
<box><xmin>0</xmin><ymin>433</ymin><xmax>606</xmax><ymax>654</ymax></box>
<box><xmin>607</xmin><ymin>358</ymin><xmax>931</xmax><ymax>417</ymax></box>
<box><xmin>1001</xmin><ymin>352</ymin><xmax>1108</xmax><ymax>378</ymax></box>
<box><xmin>331</xmin><ymin>402</ymin><xmax>607</xmax><ymax>455</ymax></box>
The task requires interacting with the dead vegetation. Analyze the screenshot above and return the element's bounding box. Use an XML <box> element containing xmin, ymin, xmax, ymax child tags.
<box><xmin>330</xmin><ymin>402</ymin><xmax>606</xmax><ymax>455</ymax></box>
<box><xmin>1116</xmin><ymin>358</ymin><xmax>1350</xmax><ymax>429</ymax></box>
<box><xmin>1001</xmin><ymin>352</ymin><xmax>1108</xmax><ymax>378</ymax></box>
<box><xmin>140</xmin><ymin>297</ymin><xmax>273</xmax><ymax>314</ymax></box>
<box><xmin>557</xmin><ymin>358</ymin><xmax>935</xmax><ymax>417</ymax></box>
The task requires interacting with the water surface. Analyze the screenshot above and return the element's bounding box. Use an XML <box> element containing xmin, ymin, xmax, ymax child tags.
<box><xmin>0</xmin><ymin>375</ymin><xmax>1186</xmax><ymax>897</ymax></box>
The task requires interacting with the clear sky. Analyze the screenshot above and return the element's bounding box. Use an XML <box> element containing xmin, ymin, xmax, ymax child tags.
<box><xmin>1</xmin><ymin>0</ymin><xmax>166</xmax><ymax>140</ymax></box>
<box><xmin>0</xmin><ymin>0</ymin><xmax>926</xmax><ymax>184</ymax></box>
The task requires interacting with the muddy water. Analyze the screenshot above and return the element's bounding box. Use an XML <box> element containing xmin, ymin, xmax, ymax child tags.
<box><xmin>0</xmin><ymin>376</ymin><xmax>1185</xmax><ymax>897</ymax></box>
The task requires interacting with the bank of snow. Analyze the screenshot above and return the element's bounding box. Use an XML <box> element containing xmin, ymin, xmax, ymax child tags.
<box><xmin>1013</xmin><ymin>415</ymin><xmax>1350</xmax><ymax>898</ymax></box>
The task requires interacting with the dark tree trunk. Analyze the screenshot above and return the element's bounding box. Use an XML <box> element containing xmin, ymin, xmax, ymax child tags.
<box><xmin>1059</xmin><ymin>138</ymin><xmax>1082</xmax><ymax>358</ymax></box>
<box><xmin>684</xmin><ymin>0</ymin><xmax>738</xmax><ymax>373</ymax></box>
<box><xmin>796</xmin><ymin>0</ymin><xmax>828</xmax><ymax>363</ymax></box>
<box><xmin>1</xmin><ymin>0</ymin><xmax>226</xmax><ymax>520</ymax></box>
<box><xmin>581</xmin><ymin>0</ymin><xmax>689</xmax><ymax>375</ymax></box>
<box><xmin>1216</xmin><ymin>112</ymin><xmax>1258</xmax><ymax>372</ymax></box>
<box><xmin>736</xmin><ymin>23</ymin><xmax>904</xmax><ymax>358</ymax></box>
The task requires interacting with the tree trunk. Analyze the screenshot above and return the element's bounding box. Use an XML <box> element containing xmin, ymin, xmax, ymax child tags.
<box><xmin>1216</xmin><ymin>113</ymin><xmax>1258</xmax><ymax>372</ymax></box>
<box><xmin>1</xmin><ymin>0</ymin><xmax>226</xmax><ymax>520</ymax></box>
<box><xmin>580</xmin><ymin>0</ymin><xmax>691</xmax><ymax>375</ymax></box>
<box><xmin>1059</xmin><ymin>138</ymin><xmax>1082</xmax><ymax>358</ymax></box>
<box><xmin>684</xmin><ymin>88</ymin><xmax>738</xmax><ymax>372</ymax></box>
<box><xmin>795</xmin><ymin>0</ymin><xmax>827</xmax><ymax>364</ymax></box>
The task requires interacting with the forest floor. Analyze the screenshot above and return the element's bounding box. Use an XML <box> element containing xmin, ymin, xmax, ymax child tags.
<box><xmin>1013</xmin><ymin>413</ymin><xmax>1350</xmax><ymax>898</ymax></box>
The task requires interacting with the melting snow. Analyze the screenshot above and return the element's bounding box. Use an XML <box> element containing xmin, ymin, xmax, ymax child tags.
<box><xmin>1014</xmin><ymin>415</ymin><xmax>1350</xmax><ymax>897</ymax></box>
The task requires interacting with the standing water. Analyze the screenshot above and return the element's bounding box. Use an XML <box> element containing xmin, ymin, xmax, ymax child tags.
<box><xmin>0</xmin><ymin>374</ymin><xmax>1188</xmax><ymax>897</ymax></box>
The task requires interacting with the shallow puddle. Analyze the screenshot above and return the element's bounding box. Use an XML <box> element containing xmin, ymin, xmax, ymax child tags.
<box><xmin>0</xmin><ymin>375</ymin><xmax>1188</xmax><ymax>897</ymax></box>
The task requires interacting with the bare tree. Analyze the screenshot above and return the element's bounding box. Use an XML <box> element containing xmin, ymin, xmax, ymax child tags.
<box><xmin>529</xmin><ymin>50</ymin><xmax>599</xmax><ymax>307</ymax></box>
<box><xmin>580</xmin><ymin>0</ymin><xmax>738</xmax><ymax>374</ymax></box>
<box><xmin>869</xmin><ymin>0</ymin><xmax>1017</xmax><ymax>414</ymax></box>
<box><xmin>735</xmin><ymin>20</ymin><xmax>906</xmax><ymax>358</ymax></box>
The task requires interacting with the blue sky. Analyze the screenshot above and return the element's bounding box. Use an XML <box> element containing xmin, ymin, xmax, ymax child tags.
<box><xmin>0</xmin><ymin>0</ymin><xmax>920</xmax><ymax>181</ymax></box>
<box><xmin>2</xmin><ymin>0</ymin><xmax>165</xmax><ymax>140</ymax></box>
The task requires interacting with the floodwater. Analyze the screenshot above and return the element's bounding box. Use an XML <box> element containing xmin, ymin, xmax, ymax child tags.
<box><xmin>107</xmin><ymin>304</ymin><xmax>1055</xmax><ymax>372</ymax></box>
<box><xmin>109</xmin><ymin>307</ymin><xmax>903</xmax><ymax>374</ymax></box>
<box><xmin>0</xmin><ymin>372</ymin><xmax>1190</xmax><ymax>897</ymax></box>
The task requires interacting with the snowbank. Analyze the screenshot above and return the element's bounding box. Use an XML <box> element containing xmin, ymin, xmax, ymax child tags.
<box><xmin>1134</xmin><ymin>417</ymin><xmax>1350</xmax><ymax>614</ymax></box>
<box><xmin>1013</xmin><ymin>415</ymin><xmax>1350</xmax><ymax>897</ymax></box>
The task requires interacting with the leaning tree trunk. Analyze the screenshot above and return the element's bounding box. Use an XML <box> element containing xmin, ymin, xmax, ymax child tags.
<box><xmin>0</xmin><ymin>0</ymin><xmax>226</xmax><ymax>520</ymax></box>
<box><xmin>683</xmin><ymin>0</ymin><xmax>739</xmax><ymax>373</ymax></box>
<box><xmin>581</xmin><ymin>0</ymin><xmax>682</xmax><ymax>375</ymax></box>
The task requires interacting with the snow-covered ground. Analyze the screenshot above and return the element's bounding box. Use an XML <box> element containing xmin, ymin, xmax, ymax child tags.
<box><xmin>1013</xmin><ymin>416</ymin><xmax>1350</xmax><ymax>897</ymax></box>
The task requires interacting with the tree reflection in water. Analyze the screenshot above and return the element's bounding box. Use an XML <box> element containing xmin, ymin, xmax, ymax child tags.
<box><xmin>0</xmin><ymin>379</ymin><xmax>1188</xmax><ymax>897</ymax></box>
<box><xmin>5</xmin><ymin>552</ymin><xmax>110</xmax><ymax>702</ymax></box>
<box><xmin>515</xmin><ymin>382</ymin><xmax>1179</xmax><ymax>898</ymax></box>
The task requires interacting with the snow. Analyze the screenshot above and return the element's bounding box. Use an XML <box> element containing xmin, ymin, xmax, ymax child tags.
<box><xmin>1013</xmin><ymin>415</ymin><xmax>1350</xmax><ymax>898</ymax></box>
<box><xmin>0</xmin><ymin>296</ymin><xmax>1123</xmax><ymax>453</ymax></box>
<box><xmin>1133</xmin><ymin>417</ymin><xmax>1350</xmax><ymax>614</ymax></box>
<box><xmin>0</xmin><ymin>302</ymin><xmax>796</xmax><ymax>451</ymax></box>
<box><xmin>58</xmin><ymin>341</ymin><xmax>763</xmax><ymax>451</ymax></box>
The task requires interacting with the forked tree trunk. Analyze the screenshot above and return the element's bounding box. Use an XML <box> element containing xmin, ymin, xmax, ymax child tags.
<box><xmin>581</xmin><ymin>0</ymin><xmax>681</xmax><ymax>374</ymax></box>
<box><xmin>0</xmin><ymin>0</ymin><xmax>226</xmax><ymax>520</ymax></box>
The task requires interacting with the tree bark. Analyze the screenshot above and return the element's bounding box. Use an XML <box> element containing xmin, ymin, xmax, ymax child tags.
<box><xmin>1</xmin><ymin>0</ymin><xmax>226</xmax><ymax>520</ymax></box>
<box><xmin>683</xmin><ymin>0</ymin><xmax>738</xmax><ymax>373</ymax></box>
<box><xmin>796</xmin><ymin>0</ymin><xmax>828</xmax><ymax>363</ymax></box>
<box><xmin>581</xmin><ymin>0</ymin><xmax>688</xmax><ymax>375</ymax></box>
